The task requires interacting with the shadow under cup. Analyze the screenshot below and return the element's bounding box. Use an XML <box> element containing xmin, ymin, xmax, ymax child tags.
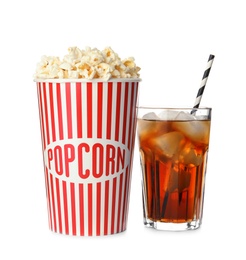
<box><xmin>137</xmin><ymin>107</ymin><xmax>211</xmax><ymax>231</ymax></box>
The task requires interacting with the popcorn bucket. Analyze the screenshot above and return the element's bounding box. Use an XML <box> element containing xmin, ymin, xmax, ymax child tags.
<box><xmin>35</xmin><ymin>79</ymin><xmax>140</xmax><ymax>236</ymax></box>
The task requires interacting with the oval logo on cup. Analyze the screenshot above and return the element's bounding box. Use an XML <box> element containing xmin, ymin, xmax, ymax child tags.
<box><xmin>43</xmin><ymin>139</ymin><xmax>130</xmax><ymax>183</ymax></box>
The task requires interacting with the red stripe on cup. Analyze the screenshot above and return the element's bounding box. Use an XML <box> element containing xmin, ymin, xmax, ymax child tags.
<box><xmin>49</xmin><ymin>82</ymin><xmax>56</xmax><ymax>142</ymax></box>
<box><xmin>37</xmin><ymin>83</ymin><xmax>46</xmax><ymax>150</ymax></box>
<box><xmin>88</xmin><ymin>183</ymin><xmax>93</xmax><ymax>236</ymax></box>
<box><xmin>97</xmin><ymin>82</ymin><xmax>103</xmax><ymax>139</ymax></box>
<box><xmin>45</xmin><ymin>167</ymin><xmax>52</xmax><ymax>230</ymax></box>
<box><xmin>116</xmin><ymin>172</ymin><xmax>124</xmax><ymax>233</ymax></box>
<box><xmin>56</xmin><ymin>83</ymin><xmax>64</xmax><ymax>140</ymax></box>
<box><xmin>96</xmin><ymin>182</ymin><xmax>101</xmax><ymax>236</ymax></box>
<box><xmin>55</xmin><ymin>177</ymin><xmax>62</xmax><ymax>233</ymax></box>
<box><xmin>62</xmin><ymin>180</ymin><xmax>69</xmax><ymax>235</ymax></box>
<box><xmin>104</xmin><ymin>180</ymin><xmax>109</xmax><ymax>235</ymax></box>
<box><xmin>76</xmin><ymin>82</ymin><xmax>83</xmax><ymax>138</ymax></box>
<box><xmin>127</xmin><ymin>84</ymin><xmax>135</xmax><ymax>149</ymax></box>
<box><xmin>49</xmin><ymin>173</ymin><xmax>57</xmax><ymax>232</ymax></box>
<box><xmin>87</xmin><ymin>82</ymin><xmax>93</xmax><ymax>138</ymax></box>
<box><xmin>122</xmin><ymin>82</ymin><xmax>129</xmax><ymax>145</ymax></box>
<box><xmin>65</xmin><ymin>83</ymin><xmax>73</xmax><ymax>139</ymax></box>
<box><xmin>115</xmin><ymin>82</ymin><xmax>122</xmax><ymax>142</ymax></box>
<box><xmin>122</xmin><ymin>166</ymin><xmax>130</xmax><ymax>231</ymax></box>
<box><xmin>70</xmin><ymin>183</ymin><xmax>76</xmax><ymax>236</ymax></box>
<box><xmin>42</xmin><ymin>83</ymin><xmax>50</xmax><ymax>146</ymax></box>
<box><xmin>106</xmin><ymin>82</ymin><xmax>113</xmax><ymax>140</ymax></box>
<box><xmin>79</xmin><ymin>183</ymin><xmax>84</xmax><ymax>236</ymax></box>
<box><xmin>110</xmin><ymin>177</ymin><xmax>117</xmax><ymax>234</ymax></box>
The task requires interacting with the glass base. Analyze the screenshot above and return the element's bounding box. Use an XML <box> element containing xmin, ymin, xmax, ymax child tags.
<box><xmin>144</xmin><ymin>218</ymin><xmax>201</xmax><ymax>231</ymax></box>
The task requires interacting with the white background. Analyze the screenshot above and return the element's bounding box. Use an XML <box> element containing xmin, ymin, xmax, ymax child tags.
<box><xmin>0</xmin><ymin>0</ymin><xmax>245</xmax><ymax>259</ymax></box>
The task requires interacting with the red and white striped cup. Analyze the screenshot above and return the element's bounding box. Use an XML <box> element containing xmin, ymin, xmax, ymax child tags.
<box><xmin>35</xmin><ymin>78</ymin><xmax>140</xmax><ymax>236</ymax></box>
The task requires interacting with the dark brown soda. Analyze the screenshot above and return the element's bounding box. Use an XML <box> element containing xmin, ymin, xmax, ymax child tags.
<box><xmin>138</xmin><ymin>119</ymin><xmax>210</xmax><ymax>223</ymax></box>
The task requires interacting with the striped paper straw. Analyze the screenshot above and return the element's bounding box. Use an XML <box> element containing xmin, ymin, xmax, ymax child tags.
<box><xmin>193</xmin><ymin>54</ymin><xmax>215</xmax><ymax>109</ymax></box>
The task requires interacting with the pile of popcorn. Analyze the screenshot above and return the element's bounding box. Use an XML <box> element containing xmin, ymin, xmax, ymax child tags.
<box><xmin>34</xmin><ymin>46</ymin><xmax>141</xmax><ymax>80</ymax></box>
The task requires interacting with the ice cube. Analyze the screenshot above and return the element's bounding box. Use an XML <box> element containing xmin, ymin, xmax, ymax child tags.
<box><xmin>150</xmin><ymin>131</ymin><xmax>185</xmax><ymax>158</ymax></box>
<box><xmin>179</xmin><ymin>144</ymin><xmax>203</xmax><ymax>166</ymax></box>
<box><xmin>172</xmin><ymin>119</ymin><xmax>210</xmax><ymax>144</ymax></box>
<box><xmin>175</xmin><ymin>111</ymin><xmax>195</xmax><ymax>121</ymax></box>
<box><xmin>138</xmin><ymin>112</ymin><xmax>163</xmax><ymax>144</ymax></box>
<box><xmin>142</xmin><ymin>112</ymin><xmax>159</xmax><ymax>120</ymax></box>
<box><xmin>137</xmin><ymin>115</ymin><xmax>159</xmax><ymax>144</ymax></box>
<box><xmin>158</xmin><ymin>110</ymin><xmax>180</xmax><ymax>120</ymax></box>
